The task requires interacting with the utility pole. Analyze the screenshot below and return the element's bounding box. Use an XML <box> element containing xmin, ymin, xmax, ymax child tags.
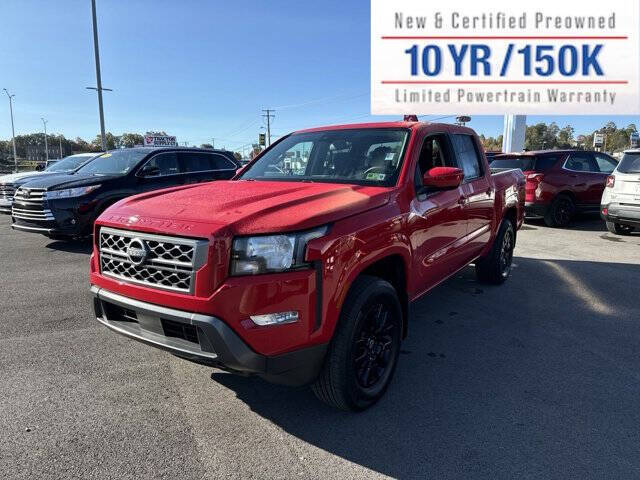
<box><xmin>59</xmin><ymin>135</ymin><xmax>63</xmax><ymax>158</ymax></box>
<box><xmin>3</xmin><ymin>89</ymin><xmax>18</xmax><ymax>172</ymax></box>
<box><xmin>87</xmin><ymin>0</ymin><xmax>112</xmax><ymax>152</ymax></box>
<box><xmin>41</xmin><ymin>118</ymin><xmax>49</xmax><ymax>163</ymax></box>
<box><xmin>211</xmin><ymin>138</ymin><xmax>215</xmax><ymax>149</ymax></box>
<box><xmin>262</xmin><ymin>109</ymin><xmax>275</xmax><ymax>146</ymax></box>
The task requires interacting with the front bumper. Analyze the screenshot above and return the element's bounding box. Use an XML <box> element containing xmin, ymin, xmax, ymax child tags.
<box><xmin>91</xmin><ymin>286</ymin><xmax>328</xmax><ymax>386</ymax></box>
<box><xmin>12</xmin><ymin>197</ymin><xmax>94</xmax><ymax>237</ymax></box>
<box><xmin>0</xmin><ymin>198</ymin><xmax>12</xmax><ymax>214</ymax></box>
<box><xmin>601</xmin><ymin>203</ymin><xmax>640</xmax><ymax>229</ymax></box>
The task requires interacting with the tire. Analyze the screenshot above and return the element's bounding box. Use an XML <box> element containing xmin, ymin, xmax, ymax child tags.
<box><xmin>606</xmin><ymin>221</ymin><xmax>634</xmax><ymax>235</ymax></box>
<box><xmin>475</xmin><ymin>218</ymin><xmax>515</xmax><ymax>285</ymax></box>
<box><xmin>544</xmin><ymin>194</ymin><xmax>575</xmax><ymax>228</ymax></box>
<box><xmin>312</xmin><ymin>275</ymin><xmax>402</xmax><ymax>411</ymax></box>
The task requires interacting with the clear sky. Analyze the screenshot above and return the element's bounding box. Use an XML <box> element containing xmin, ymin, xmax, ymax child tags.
<box><xmin>1</xmin><ymin>0</ymin><xmax>638</xmax><ymax>151</ymax></box>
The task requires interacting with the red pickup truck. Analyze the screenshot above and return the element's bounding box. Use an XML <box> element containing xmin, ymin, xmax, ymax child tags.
<box><xmin>90</xmin><ymin>121</ymin><xmax>525</xmax><ymax>411</ymax></box>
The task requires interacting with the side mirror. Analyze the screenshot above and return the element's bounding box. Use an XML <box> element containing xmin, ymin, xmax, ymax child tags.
<box><xmin>140</xmin><ymin>164</ymin><xmax>161</xmax><ymax>177</ymax></box>
<box><xmin>422</xmin><ymin>167</ymin><xmax>464</xmax><ymax>190</ymax></box>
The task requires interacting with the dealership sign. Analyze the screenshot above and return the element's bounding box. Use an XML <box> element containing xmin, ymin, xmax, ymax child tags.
<box><xmin>371</xmin><ymin>0</ymin><xmax>640</xmax><ymax>115</ymax></box>
<box><xmin>143</xmin><ymin>135</ymin><xmax>177</xmax><ymax>147</ymax></box>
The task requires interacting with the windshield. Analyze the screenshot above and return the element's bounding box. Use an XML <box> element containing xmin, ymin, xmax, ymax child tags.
<box><xmin>240</xmin><ymin>128</ymin><xmax>410</xmax><ymax>186</ymax></box>
<box><xmin>618</xmin><ymin>153</ymin><xmax>640</xmax><ymax>174</ymax></box>
<box><xmin>75</xmin><ymin>150</ymin><xmax>147</xmax><ymax>176</ymax></box>
<box><xmin>45</xmin><ymin>154</ymin><xmax>96</xmax><ymax>173</ymax></box>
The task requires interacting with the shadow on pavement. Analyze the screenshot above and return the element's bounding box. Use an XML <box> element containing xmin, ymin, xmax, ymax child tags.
<box><xmin>525</xmin><ymin>215</ymin><xmax>607</xmax><ymax>232</ymax></box>
<box><xmin>211</xmin><ymin>258</ymin><xmax>640</xmax><ymax>479</ymax></box>
<box><xmin>45</xmin><ymin>238</ymin><xmax>93</xmax><ymax>254</ymax></box>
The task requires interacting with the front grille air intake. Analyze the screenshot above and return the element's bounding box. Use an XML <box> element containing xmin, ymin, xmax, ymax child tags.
<box><xmin>99</xmin><ymin>227</ymin><xmax>208</xmax><ymax>294</ymax></box>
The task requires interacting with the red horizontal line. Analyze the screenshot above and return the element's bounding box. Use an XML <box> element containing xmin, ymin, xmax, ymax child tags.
<box><xmin>382</xmin><ymin>80</ymin><xmax>629</xmax><ymax>85</ymax></box>
<box><xmin>381</xmin><ymin>36</ymin><xmax>628</xmax><ymax>40</ymax></box>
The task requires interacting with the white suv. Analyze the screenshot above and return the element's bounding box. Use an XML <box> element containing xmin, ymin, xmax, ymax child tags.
<box><xmin>601</xmin><ymin>149</ymin><xmax>640</xmax><ymax>235</ymax></box>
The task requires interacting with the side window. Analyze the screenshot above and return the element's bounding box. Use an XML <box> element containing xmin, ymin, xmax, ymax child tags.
<box><xmin>180</xmin><ymin>153</ymin><xmax>236</xmax><ymax>173</ymax></box>
<box><xmin>451</xmin><ymin>134</ymin><xmax>482</xmax><ymax>180</ymax></box>
<box><xmin>415</xmin><ymin>134</ymin><xmax>456</xmax><ymax>191</ymax></box>
<box><xmin>594</xmin><ymin>153</ymin><xmax>617</xmax><ymax>174</ymax></box>
<box><xmin>565</xmin><ymin>153</ymin><xmax>598</xmax><ymax>172</ymax></box>
<box><xmin>534</xmin><ymin>154</ymin><xmax>563</xmax><ymax>171</ymax></box>
<box><xmin>143</xmin><ymin>152</ymin><xmax>179</xmax><ymax>176</ymax></box>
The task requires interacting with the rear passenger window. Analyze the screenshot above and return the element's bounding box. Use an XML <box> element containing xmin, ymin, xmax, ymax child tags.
<box><xmin>451</xmin><ymin>134</ymin><xmax>482</xmax><ymax>180</ymax></box>
<box><xmin>180</xmin><ymin>153</ymin><xmax>236</xmax><ymax>172</ymax></box>
<box><xmin>565</xmin><ymin>154</ymin><xmax>598</xmax><ymax>172</ymax></box>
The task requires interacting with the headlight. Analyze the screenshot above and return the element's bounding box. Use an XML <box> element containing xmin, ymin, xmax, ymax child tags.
<box><xmin>231</xmin><ymin>226</ymin><xmax>328</xmax><ymax>276</ymax></box>
<box><xmin>45</xmin><ymin>185</ymin><xmax>101</xmax><ymax>200</ymax></box>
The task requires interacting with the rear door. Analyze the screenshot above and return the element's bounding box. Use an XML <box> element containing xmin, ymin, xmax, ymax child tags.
<box><xmin>179</xmin><ymin>152</ymin><xmax>238</xmax><ymax>184</ymax></box>
<box><xmin>408</xmin><ymin>131</ymin><xmax>468</xmax><ymax>294</ymax></box>
<box><xmin>562</xmin><ymin>152</ymin><xmax>601</xmax><ymax>208</ymax></box>
<box><xmin>452</xmin><ymin>133</ymin><xmax>494</xmax><ymax>258</ymax></box>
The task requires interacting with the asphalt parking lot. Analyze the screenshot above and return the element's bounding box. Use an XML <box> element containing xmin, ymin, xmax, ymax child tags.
<box><xmin>0</xmin><ymin>218</ymin><xmax>639</xmax><ymax>480</ymax></box>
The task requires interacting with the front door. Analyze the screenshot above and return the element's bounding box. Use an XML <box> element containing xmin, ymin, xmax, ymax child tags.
<box><xmin>408</xmin><ymin>132</ymin><xmax>468</xmax><ymax>295</ymax></box>
<box><xmin>137</xmin><ymin>152</ymin><xmax>184</xmax><ymax>192</ymax></box>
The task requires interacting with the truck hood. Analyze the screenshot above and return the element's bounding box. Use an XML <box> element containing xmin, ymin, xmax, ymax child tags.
<box><xmin>0</xmin><ymin>170</ymin><xmax>40</xmax><ymax>184</ymax></box>
<box><xmin>17</xmin><ymin>173</ymin><xmax>121</xmax><ymax>190</ymax></box>
<box><xmin>102</xmin><ymin>180</ymin><xmax>390</xmax><ymax>235</ymax></box>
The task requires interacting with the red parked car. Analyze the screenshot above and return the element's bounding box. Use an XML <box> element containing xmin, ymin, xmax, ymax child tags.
<box><xmin>490</xmin><ymin>150</ymin><xmax>618</xmax><ymax>227</ymax></box>
<box><xmin>90</xmin><ymin>121</ymin><xmax>525</xmax><ymax>411</ymax></box>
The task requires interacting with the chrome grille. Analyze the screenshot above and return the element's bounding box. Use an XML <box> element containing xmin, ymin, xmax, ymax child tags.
<box><xmin>99</xmin><ymin>227</ymin><xmax>208</xmax><ymax>294</ymax></box>
<box><xmin>12</xmin><ymin>188</ymin><xmax>53</xmax><ymax>221</ymax></box>
<box><xmin>0</xmin><ymin>183</ymin><xmax>15</xmax><ymax>198</ymax></box>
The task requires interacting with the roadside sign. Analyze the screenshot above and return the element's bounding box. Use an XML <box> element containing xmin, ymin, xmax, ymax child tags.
<box><xmin>143</xmin><ymin>135</ymin><xmax>177</xmax><ymax>147</ymax></box>
<box><xmin>259</xmin><ymin>133</ymin><xmax>266</xmax><ymax>146</ymax></box>
<box><xmin>593</xmin><ymin>133</ymin><xmax>605</xmax><ymax>148</ymax></box>
<box><xmin>631</xmin><ymin>132</ymin><xmax>640</xmax><ymax>148</ymax></box>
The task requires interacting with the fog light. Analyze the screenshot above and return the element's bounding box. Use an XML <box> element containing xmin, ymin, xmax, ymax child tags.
<box><xmin>250</xmin><ymin>311</ymin><xmax>299</xmax><ymax>326</ymax></box>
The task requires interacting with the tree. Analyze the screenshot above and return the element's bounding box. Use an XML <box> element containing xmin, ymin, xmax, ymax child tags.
<box><xmin>233</xmin><ymin>152</ymin><xmax>242</xmax><ymax>162</ymax></box>
<box><xmin>200</xmin><ymin>143</ymin><xmax>213</xmax><ymax>149</ymax></box>
<box><xmin>250</xmin><ymin>144</ymin><xmax>263</xmax><ymax>160</ymax></box>
<box><xmin>92</xmin><ymin>132</ymin><xmax>117</xmax><ymax>151</ymax></box>
<box><xmin>120</xmin><ymin>133</ymin><xmax>144</xmax><ymax>148</ymax></box>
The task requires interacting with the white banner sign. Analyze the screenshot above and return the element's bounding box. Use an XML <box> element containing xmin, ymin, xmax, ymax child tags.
<box><xmin>144</xmin><ymin>135</ymin><xmax>177</xmax><ymax>147</ymax></box>
<box><xmin>371</xmin><ymin>0</ymin><xmax>640</xmax><ymax>115</ymax></box>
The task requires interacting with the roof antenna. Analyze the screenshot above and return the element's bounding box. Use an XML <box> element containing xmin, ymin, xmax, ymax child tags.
<box><xmin>403</xmin><ymin>115</ymin><xmax>419</xmax><ymax>122</ymax></box>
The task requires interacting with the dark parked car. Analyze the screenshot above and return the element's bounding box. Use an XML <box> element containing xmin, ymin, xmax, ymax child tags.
<box><xmin>0</xmin><ymin>153</ymin><xmax>102</xmax><ymax>214</ymax></box>
<box><xmin>12</xmin><ymin>147</ymin><xmax>240</xmax><ymax>239</ymax></box>
<box><xmin>490</xmin><ymin>150</ymin><xmax>618</xmax><ymax>227</ymax></box>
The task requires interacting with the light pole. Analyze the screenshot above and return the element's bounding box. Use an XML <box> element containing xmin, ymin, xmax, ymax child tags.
<box><xmin>3</xmin><ymin>89</ymin><xmax>18</xmax><ymax>173</ymax></box>
<box><xmin>87</xmin><ymin>0</ymin><xmax>112</xmax><ymax>151</ymax></box>
<box><xmin>59</xmin><ymin>135</ymin><xmax>63</xmax><ymax>158</ymax></box>
<box><xmin>41</xmin><ymin>118</ymin><xmax>49</xmax><ymax>163</ymax></box>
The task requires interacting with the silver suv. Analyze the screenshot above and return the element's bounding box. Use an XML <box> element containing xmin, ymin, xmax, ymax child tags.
<box><xmin>601</xmin><ymin>150</ymin><xmax>640</xmax><ymax>235</ymax></box>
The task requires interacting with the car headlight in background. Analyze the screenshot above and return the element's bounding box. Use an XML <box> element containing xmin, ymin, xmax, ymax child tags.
<box><xmin>44</xmin><ymin>185</ymin><xmax>101</xmax><ymax>200</ymax></box>
<box><xmin>230</xmin><ymin>225</ymin><xmax>328</xmax><ymax>276</ymax></box>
